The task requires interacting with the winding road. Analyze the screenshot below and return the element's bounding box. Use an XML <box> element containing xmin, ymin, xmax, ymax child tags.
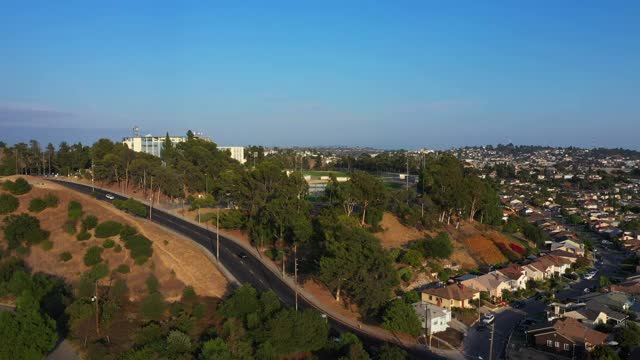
<box><xmin>51</xmin><ymin>179</ymin><xmax>446</xmax><ymax>359</ymax></box>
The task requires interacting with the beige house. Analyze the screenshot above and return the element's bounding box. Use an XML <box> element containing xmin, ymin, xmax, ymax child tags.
<box><xmin>523</xmin><ymin>263</ymin><xmax>546</xmax><ymax>281</ymax></box>
<box><xmin>461</xmin><ymin>272</ymin><xmax>512</xmax><ymax>301</ymax></box>
<box><xmin>422</xmin><ymin>284</ymin><xmax>480</xmax><ymax>310</ymax></box>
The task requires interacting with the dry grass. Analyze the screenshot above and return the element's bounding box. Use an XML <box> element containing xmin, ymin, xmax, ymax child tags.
<box><xmin>0</xmin><ymin>176</ymin><xmax>228</xmax><ymax>301</ymax></box>
<box><xmin>374</xmin><ymin>212</ymin><xmax>425</xmax><ymax>249</ymax></box>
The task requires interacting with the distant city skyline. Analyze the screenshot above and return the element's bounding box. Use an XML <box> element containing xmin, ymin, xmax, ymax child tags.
<box><xmin>1</xmin><ymin>1</ymin><xmax>639</xmax><ymax>149</ymax></box>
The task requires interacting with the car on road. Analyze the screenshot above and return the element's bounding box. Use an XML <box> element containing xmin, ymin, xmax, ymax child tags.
<box><xmin>521</xmin><ymin>318</ymin><xmax>538</xmax><ymax>326</ymax></box>
<box><xmin>584</xmin><ymin>271</ymin><xmax>597</xmax><ymax>280</ymax></box>
<box><xmin>584</xmin><ymin>287</ymin><xmax>591</xmax><ymax>293</ymax></box>
<box><xmin>237</xmin><ymin>252</ymin><xmax>248</xmax><ymax>259</ymax></box>
<box><xmin>482</xmin><ymin>313</ymin><xmax>495</xmax><ymax>324</ymax></box>
<box><xmin>105</xmin><ymin>193</ymin><xmax>115</xmax><ymax>200</ymax></box>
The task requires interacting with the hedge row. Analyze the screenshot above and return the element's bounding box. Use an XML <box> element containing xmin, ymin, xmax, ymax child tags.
<box><xmin>113</xmin><ymin>198</ymin><xmax>147</xmax><ymax>217</ymax></box>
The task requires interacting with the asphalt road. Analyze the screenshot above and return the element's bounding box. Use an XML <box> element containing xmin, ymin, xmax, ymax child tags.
<box><xmin>463</xmin><ymin>299</ymin><xmax>546</xmax><ymax>360</ymax></box>
<box><xmin>52</xmin><ymin>179</ymin><xmax>441</xmax><ymax>359</ymax></box>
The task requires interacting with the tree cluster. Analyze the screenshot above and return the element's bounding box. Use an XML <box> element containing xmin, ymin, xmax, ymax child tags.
<box><xmin>318</xmin><ymin>217</ymin><xmax>398</xmax><ymax>317</ymax></box>
<box><xmin>223</xmin><ymin>160</ymin><xmax>312</xmax><ymax>249</ymax></box>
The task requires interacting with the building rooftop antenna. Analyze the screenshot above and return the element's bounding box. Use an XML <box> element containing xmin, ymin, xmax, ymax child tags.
<box><xmin>133</xmin><ymin>126</ymin><xmax>140</xmax><ymax>137</ymax></box>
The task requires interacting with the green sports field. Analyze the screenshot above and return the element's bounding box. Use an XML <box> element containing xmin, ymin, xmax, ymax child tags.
<box><xmin>300</xmin><ymin>170</ymin><xmax>350</xmax><ymax>178</ymax></box>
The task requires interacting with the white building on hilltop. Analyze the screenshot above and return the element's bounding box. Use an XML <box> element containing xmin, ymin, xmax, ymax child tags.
<box><xmin>218</xmin><ymin>146</ymin><xmax>245</xmax><ymax>164</ymax></box>
<box><xmin>122</xmin><ymin>133</ymin><xmax>245</xmax><ymax>163</ymax></box>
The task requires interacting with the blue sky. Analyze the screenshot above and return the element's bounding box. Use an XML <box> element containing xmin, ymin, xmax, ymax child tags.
<box><xmin>1</xmin><ymin>1</ymin><xmax>639</xmax><ymax>149</ymax></box>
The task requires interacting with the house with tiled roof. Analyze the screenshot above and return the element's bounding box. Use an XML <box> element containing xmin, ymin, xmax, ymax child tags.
<box><xmin>497</xmin><ymin>265</ymin><xmax>528</xmax><ymax>290</ymax></box>
<box><xmin>547</xmin><ymin>250</ymin><xmax>579</xmax><ymax>263</ymax></box>
<box><xmin>421</xmin><ymin>283</ymin><xmax>480</xmax><ymax>310</ymax></box>
<box><xmin>527</xmin><ymin>317</ymin><xmax>608</xmax><ymax>355</ymax></box>
<box><xmin>461</xmin><ymin>272</ymin><xmax>511</xmax><ymax>301</ymax></box>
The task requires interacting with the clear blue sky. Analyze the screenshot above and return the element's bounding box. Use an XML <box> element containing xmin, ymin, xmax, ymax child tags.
<box><xmin>1</xmin><ymin>1</ymin><xmax>639</xmax><ymax>149</ymax></box>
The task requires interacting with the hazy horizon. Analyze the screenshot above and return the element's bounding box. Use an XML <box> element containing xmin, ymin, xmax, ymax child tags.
<box><xmin>1</xmin><ymin>125</ymin><xmax>638</xmax><ymax>152</ymax></box>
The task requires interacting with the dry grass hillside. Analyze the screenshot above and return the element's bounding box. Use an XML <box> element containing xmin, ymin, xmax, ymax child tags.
<box><xmin>375</xmin><ymin>212</ymin><xmax>525</xmax><ymax>270</ymax></box>
<box><xmin>0</xmin><ymin>176</ymin><xmax>228</xmax><ymax>301</ymax></box>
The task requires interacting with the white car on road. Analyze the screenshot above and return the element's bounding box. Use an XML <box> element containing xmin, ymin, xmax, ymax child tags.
<box><xmin>584</xmin><ymin>271</ymin><xmax>597</xmax><ymax>280</ymax></box>
<box><xmin>482</xmin><ymin>313</ymin><xmax>495</xmax><ymax>324</ymax></box>
<box><xmin>105</xmin><ymin>194</ymin><xmax>115</xmax><ymax>200</ymax></box>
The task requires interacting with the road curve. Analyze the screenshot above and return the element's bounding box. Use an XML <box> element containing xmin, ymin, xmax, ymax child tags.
<box><xmin>51</xmin><ymin>179</ymin><xmax>444</xmax><ymax>359</ymax></box>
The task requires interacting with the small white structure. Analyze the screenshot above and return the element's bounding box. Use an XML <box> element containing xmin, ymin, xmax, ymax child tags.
<box><xmin>412</xmin><ymin>302</ymin><xmax>451</xmax><ymax>334</ymax></box>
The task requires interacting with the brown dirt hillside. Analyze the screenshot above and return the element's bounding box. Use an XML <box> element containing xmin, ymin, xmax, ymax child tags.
<box><xmin>374</xmin><ymin>212</ymin><xmax>425</xmax><ymax>249</ymax></box>
<box><xmin>0</xmin><ymin>176</ymin><xmax>228</xmax><ymax>301</ymax></box>
<box><xmin>375</xmin><ymin>213</ymin><xmax>524</xmax><ymax>269</ymax></box>
<box><xmin>451</xmin><ymin>223</ymin><xmax>524</xmax><ymax>266</ymax></box>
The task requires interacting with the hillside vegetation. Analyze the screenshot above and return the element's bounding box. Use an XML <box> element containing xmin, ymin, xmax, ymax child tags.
<box><xmin>0</xmin><ymin>176</ymin><xmax>227</xmax><ymax>301</ymax></box>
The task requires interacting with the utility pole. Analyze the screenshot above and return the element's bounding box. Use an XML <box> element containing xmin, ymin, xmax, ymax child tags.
<box><xmin>91</xmin><ymin>158</ymin><xmax>95</xmax><ymax>193</ymax></box>
<box><xmin>489</xmin><ymin>323</ymin><xmax>495</xmax><ymax>360</ymax></box>
<box><xmin>423</xmin><ymin>302</ymin><xmax>428</xmax><ymax>347</ymax></box>
<box><xmin>149</xmin><ymin>176</ymin><xmax>154</xmax><ymax>220</ymax></box>
<box><xmin>294</xmin><ymin>244</ymin><xmax>298</xmax><ymax>311</ymax></box>
<box><xmin>94</xmin><ymin>281</ymin><xmax>100</xmax><ymax>336</ymax></box>
<box><xmin>406</xmin><ymin>152</ymin><xmax>410</xmax><ymax>207</ymax></box>
<box><xmin>15</xmin><ymin>148</ymin><xmax>18</xmax><ymax>175</ymax></box>
<box><xmin>216</xmin><ymin>208</ymin><xmax>220</xmax><ymax>261</ymax></box>
<box><xmin>282</xmin><ymin>250</ymin><xmax>286</xmax><ymax>278</ymax></box>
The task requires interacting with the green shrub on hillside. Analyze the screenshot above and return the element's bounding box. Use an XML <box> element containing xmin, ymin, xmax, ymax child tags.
<box><xmin>95</xmin><ymin>221</ymin><xmax>123</xmax><ymax>238</ymax></box>
<box><xmin>2</xmin><ymin>177</ymin><xmax>31</xmax><ymax>195</ymax></box>
<box><xmin>64</xmin><ymin>221</ymin><xmax>77</xmax><ymax>235</ymax></box>
<box><xmin>0</xmin><ymin>194</ymin><xmax>19</xmax><ymax>214</ymax></box>
<box><xmin>116</xmin><ymin>264</ymin><xmax>130</xmax><ymax>274</ymax></box>
<box><xmin>76</xmin><ymin>231</ymin><xmax>91</xmax><ymax>241</ymax></box>
<box><xmin>28</xmin><ymin>194</ymin><xmax>59</xmax><ymax>213</ymax></box>
<box><xmin>59</xmin><ymin>252</ymin><xmax>73</xmax><ymax>262</ymax></box>
<box><xmin>120</xmin><ymin>229</ymin><xmax>153</xmax><ymax>265</ymax></box>
<box><xmin>84</xmin><ymin>246</ymin><xmax>104</xmax><ymax>266</ymax></box>
<box><xmin>43</xmin><ymin>194</ymin><xmax>59</xmax><ymax>207</ymax></box>
<box><xmin>81</xmin><ymin>215</ymin><xmax>98</xmax><ymax>231</ymax></box>
<box><xmin>40</xmin><ymin>240</ymin><xmax>53</xmax><ymax>251</ymax></box>
<box><xmin>67</xmin><ymin>201</ymin><xmax>84</xmax><ymax>221</ymax></box>
<box><xmin>119</xmin><ymin>225</ymin><xmax>138</xmax><ymax>238</ymax></box>
<box><xmin>398</xmin><ymin>267</ymin><xmax>413</xmax><ymax>282</ymax></box>
<box><xmin>103</xmin><ymin>239</ymin><xmax>115</xmax><ymax>248</ymax></box>
<box><xmin>28</xmin><ymin>198</ymin><xmax>47</xmax><ymax>212</ymax></box>
<box><xmin>2</xmin><ymin>213</ymin><xmax>50</xmax><ymax>249</ymax></box>
<box><xmin>400</xmin><ymin>249</ymin><xmax>424</xmax><ymax>267</ymax></box>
